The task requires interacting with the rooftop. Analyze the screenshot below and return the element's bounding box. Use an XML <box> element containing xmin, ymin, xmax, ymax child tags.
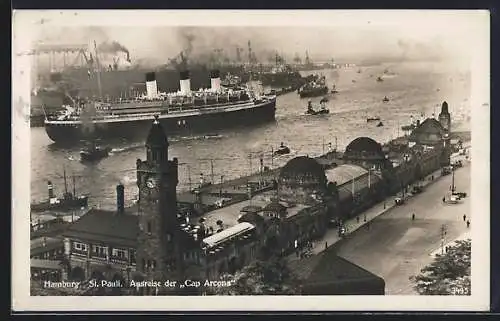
<box><xmin>62</xmin><ymin>208</ymin><xmax>139</xmax><ymax>247</ymax></box>
<box><xmin>325</xmin><ymin>164</ymin><xmax>368</xmax><ymax>186</ymax></box>
<box><xmin>202</xmin><ymin>222</ymin><xmax>255</xmax><ymax>249</ymax></box>
<box><xmin>200</xmin><ymin>191</ymin><xmax>275</xmax><ymax>229</ymax></box>
<box><xmin>290</xmin><ymin>250</ymin><xmax>385</xmax><ymax>295</ymax></box>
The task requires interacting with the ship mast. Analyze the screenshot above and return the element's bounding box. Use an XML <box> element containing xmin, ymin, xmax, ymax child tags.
<box><xmin>63</xmin><ymin>166</ymin><xmax>68</xmax><ymax>195</ymax></box>
<box><xmin>93</xmin><ymin>40</ymin><xmax>103</xmax><ymax>99</ymax></box>
<box><xmin>72</xmin><ymin>173</ymin><xmax>76</xmax><ymax>196</ymax></box>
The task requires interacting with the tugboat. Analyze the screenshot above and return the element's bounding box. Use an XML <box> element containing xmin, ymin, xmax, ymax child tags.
<box><xmin>376</xmin><ymin>76</ymin><xmax>384</xmax><ymax>82</ymax></box>
<box><xmin>305</xmin><ymin>100</ymin><xmax>330</xmax><ymax>115</ymax></box>
<box><xmin>273</xmin><ymin>142</ymin><xmax>291</xmax><ymax>156</ymax></box>
<box><xmin>31</xmin><ymin>170</ymin><xmax>88</xmax><ymax>213</ymax></box>
<box><xmin>331</xmin><ymin>84</ymin><xmax>338</xmax><ymax>94</ymax></box>
<box><xmin>376</xmin><ymin>121</ymin><xmax>384</xmax><ymax>127</ymax></box>
<box><xmin>382</xmin><ymin>96</ymin><xmax>390</xmax><ymax>102</ymax></box>
<box><xmin>366</xmin><ymin>117</ymin><xmax>381</xmax><ymax>122</ymax></box>
<box><xmin>80</xmin><ymin>140</ymin><xmax>111</xmax><ymax>162</ymax></box>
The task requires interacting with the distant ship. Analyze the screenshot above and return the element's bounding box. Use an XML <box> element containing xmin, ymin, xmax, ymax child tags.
<box><xmin>31</xmin><ymin>172</ymin><xmax>88</xmax><ymax>213</ymax></box>
<box><xmin>44</xmin><ymin>69</ymin><xmax>276</xmax><ymax>144</ymax></box>
<box><xmin>298</xmin><ymin>75</ymin><xmax>329</xmax><ymax>98</ymax></box>
<box><xmin>256</xmin><ymin>63</ymin><xmax>306</xmax><ymax>89</ymax></box>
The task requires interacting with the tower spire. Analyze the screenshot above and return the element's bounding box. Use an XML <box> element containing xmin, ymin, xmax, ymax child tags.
<box><xmin>145</xmin><ymin>116</ymin><xmax>169</xmax><ymax>163</ymax></box>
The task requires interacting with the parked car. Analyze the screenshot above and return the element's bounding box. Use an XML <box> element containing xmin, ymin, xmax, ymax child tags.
<box><xmin>452</xmin><ymin>191</ymin><xmax>467</xmax><ymax>199</ymax></box>
<box><xmin>441</xmin><ymin>166</ymin><xmax>452</xmax><ymax>175</ymax></box>
<box><xmin>452</xmin><ymin>160</ymin><xmax>463</xmax><ymax>168</ymax></box>
<box><xmin>412</xmin><ymin>185</ymin><xmax>423</xmax><ymax>194</ymax></box>
<box><xmin>395</xmin><ymin>197</ymin><xmax>405</xmax><ymax>205</ymax></box>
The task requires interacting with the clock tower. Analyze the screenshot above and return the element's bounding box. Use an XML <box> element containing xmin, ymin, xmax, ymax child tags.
<box><xmin>136</xmin><ymin>116</ymin><xmax>183</xmax><ymax>291</ymax></box>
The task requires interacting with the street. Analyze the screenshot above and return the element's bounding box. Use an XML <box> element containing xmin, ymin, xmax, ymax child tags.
<box><xmin>331</xmin><ymin>163</ymin><xmax>471</xmax><ymax>295</ymax></box>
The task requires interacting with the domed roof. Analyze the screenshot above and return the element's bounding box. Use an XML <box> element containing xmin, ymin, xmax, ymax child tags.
<box><xmin>279</xmin><ymin>156</ymin><xmax>325</xmax><ymax>181</ymax></box>
<box><xmin>263</xmin><ymin>201</ymin><xmax>287</xmax><ymax>213</ymax></box>
<box><xmin>345</xmin><ymin>137</ymin><xmax>383</xmax><ymax>155</ymax></box>
<box><xmin>146</xmin><ymin>116</ymin><xmax>169</xmax><ymax>147</ymax></box>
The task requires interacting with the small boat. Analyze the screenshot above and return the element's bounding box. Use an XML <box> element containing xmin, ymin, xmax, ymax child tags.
<box><xmin>357</xmin><ymin>69</ymin><xmax>362</xmax><ymax>73</ymax></box>
<box><xmin>204</xmin><ymin>133</ymin><xmax>222</xmax><ymax>139</ymax></box>
<box><xmin>331</xmin><ymin>85</ymin><xmax>338</xmax><ymax>94</ymax></box>
<box><xmin>31</xmin><ymin>171</ymin><xmax>88</xmax><ymax>213</ymax></box>
<box><xmin>382</xmin><ymin>96</ymin><xmax>390</xmax><ymax>102</ymax></box>
<box><xmin>377</xmin><ymin>76</ymin><xmax>384</xmax><ymax>82</ymax></box>
<box><xmin>80</xmin><ymin>141</ymin><xmax>111</xmax><ymax>162</ymax></box>
<box><xmin>366</xmin><ymin>117</ymin><xmax>381</xmax><ymax>122</ymax></box>
<box><xmin>305</xmin><ymin>100</ymin><xmax>330</xmax><ymax>115</ymax></box>
<box><xmin>376</xmin><ymin>122</ymin><xmax>384</xmax><ymax>127</ymax></box>
<box><xmin>274</xmin><ymin>142</ymin><xmax>291</xmax><ymax>156</ymax></box>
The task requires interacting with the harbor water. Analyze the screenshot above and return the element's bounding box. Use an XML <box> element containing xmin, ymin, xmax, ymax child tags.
<box><xmin>30</xmin><ymin>61</ymin><xmax>472</xmax><ymax>211</ymax></box>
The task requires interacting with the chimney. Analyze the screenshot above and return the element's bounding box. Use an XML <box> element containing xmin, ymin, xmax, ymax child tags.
<box><xmin>47</xmin><ymin>181</ymin><xmax>54</xmax><ymax>199</ymax></box>
<box><xmin>116</xmin><ymin>183</ymin><xmax>125</xmax><ymax>213</ymax></box>
<box><xmin>145</xmin><ymin>72</ymin><xmax>158</xmax><ymax>99</ymax></box>
<box><xmin>179</xmin><ymin>70</ymin><xmax>191</xmax><ymax>95</ymax></box>
<box><xmin>210</xmin><ymin>69</ymin><xmax>221</xmax><ymax>92</ymax></box>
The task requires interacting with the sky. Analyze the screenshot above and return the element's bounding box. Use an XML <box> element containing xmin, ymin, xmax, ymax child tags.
<box><xmin>13</xmin><ymin>10</ymin><xmax>488</xmax><ymax>68</ymax></box>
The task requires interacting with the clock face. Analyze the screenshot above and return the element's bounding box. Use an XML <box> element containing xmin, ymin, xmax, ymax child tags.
<box><xmin>146</xmin><ymin>178</ymin><xmax>156</xmax><ymax>188</ymax></box>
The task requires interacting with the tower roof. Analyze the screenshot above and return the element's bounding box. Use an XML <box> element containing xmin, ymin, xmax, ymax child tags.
<box><xmin>146</xmin><ymin>116</ymin><xmax>169</xmax><ymax>148</ymax></box>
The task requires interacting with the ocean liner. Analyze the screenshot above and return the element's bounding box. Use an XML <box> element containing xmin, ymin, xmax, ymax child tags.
<box><xmin>44</xmin><ymin>69</ymin><xmax>276</xmax><ymax>144</ymax></box>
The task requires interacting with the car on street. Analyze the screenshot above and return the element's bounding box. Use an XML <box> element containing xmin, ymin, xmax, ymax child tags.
<box><xmin>395</xmin><ymin>197</ymin><xmax>405</xmax><ymax>205</ymax></box>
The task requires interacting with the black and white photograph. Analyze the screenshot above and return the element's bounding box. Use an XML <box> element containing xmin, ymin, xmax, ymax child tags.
<box><xmin>12</xmin><ymin>10</ymin><xmax>490</xmax><ymax>311</ymax></box>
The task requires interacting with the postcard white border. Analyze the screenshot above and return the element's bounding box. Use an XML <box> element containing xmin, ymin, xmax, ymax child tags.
<box><xmin>12</xmin><ymin>9</ymin><xmax>490</xmax><ymax>312</ymax></box>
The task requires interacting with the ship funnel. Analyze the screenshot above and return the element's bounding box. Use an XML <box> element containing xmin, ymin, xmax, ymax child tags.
<box><xmin>116</xmin><ymin>183</ymin><xmax>125</xmax><ymax>214</ymax></box>
<box><xmin>47</xmin><ymin>181</ymin><xmax>54</xmax><ymax>199</ymax></box>
<box><xmin>145</xmin><ymin>72</ymin><xmax>159</xmax><ymax>99</ymax></box>
<box><xmin>441</xmin><ymin>101</ymin><xmax>449</xmax><ymax>114</ymax></box>
<box><xmin>210</xmin><ymin>69</ymin><xmax>221</xmax><ymax>92</ymax></box>
<box><xmin>179</xmin><ymin>70</ymin><xmax>191</xmax><ymax>95</ymax></box>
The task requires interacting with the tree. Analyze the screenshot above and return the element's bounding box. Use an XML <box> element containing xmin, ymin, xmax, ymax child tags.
<box><xmin>410</xmin><ymin>239</ymin><xmax>471</xmax><ymax>295</ymax></box>
<box><xmin>208</xmin><ymin>258</ymin><xmax>300</xmax><ymax>295</ymax></box>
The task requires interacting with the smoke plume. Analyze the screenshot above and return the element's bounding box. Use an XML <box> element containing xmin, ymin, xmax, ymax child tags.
<box><xmin>98</xmin><ymin>41</ymin><xmax>130</xmax><ymax>56</ymax></box>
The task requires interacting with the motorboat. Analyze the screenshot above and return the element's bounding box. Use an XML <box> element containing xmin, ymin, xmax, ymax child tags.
<box><xmin>80</xmin><ymin>141</ymin><xmax>111</xmax><ymax>162</ymax></box>
<box><xmin>382</xmin><ymin>96</ymin><xmax>390</xmax><ymax>102</ymax></box>
<box><xmin>376</xmin><ymin>122</ymin><xmax>384</xmax><ymax>127</ymax></box>
<box><xmin>366</xmin><ymin>117</ymin><xmax>380</xmax><ymax>122</ymax></box>
<box><xmin>274</xmin><ymin>143</ymin><xmax>291</xmax><ymax>156</ymax></box>
<box><xmin>376</xmin><ymin>76</ymin><xmax>384</xmax><ymax>82</ymax></box>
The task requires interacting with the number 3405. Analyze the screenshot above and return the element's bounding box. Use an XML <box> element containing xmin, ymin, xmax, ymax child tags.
<box><xmin>451</xmin><ymin>287</ymin><xmax>470</xmax><ymax>295</ymax></box>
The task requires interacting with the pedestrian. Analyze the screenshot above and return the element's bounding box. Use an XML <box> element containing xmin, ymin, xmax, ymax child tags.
<box><xmin>442</xmin><ymin>196</ymin><xmax>446</xmax><ymax>203</ymax></box>
<box><xmin>466</xmin><ymin>220</ymin><xmax>470</xmax><ymax>228</ymax></box>
<box><xmin>325</xmin><ymin>241</ymin><xmax>328</xmax><ymax>249</ymax></box>
<box><xmin>463</xmin><ymin>214</ymin><xmax>467</xmax><ymax>221</ymax></box>
<box><xmin>356</xmin><ymin>216</ymin><xmax>360</xmax><ymax>223</ymax></box>
<box><xmin>383</xmin><ymin>202</ymin><xmax>386</xmax><ymax>209</ymax></box>
<box><xmin>412</xmin><ymin>213</ymin><xmax>415</xmax><ymax>221</ymax></box>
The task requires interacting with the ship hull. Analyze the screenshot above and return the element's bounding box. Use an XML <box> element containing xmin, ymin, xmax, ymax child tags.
<box><xmin>299</xmin><ymin>87</ymin><xmax>329</xmax><ymax>98</ymax></box>
<box><xmin>45</xmin><ymin>99</ymin><xmax>276</xmax><ymax>144</ymax></box>
<box><xmin>31</xmin><ymin>197</ymin><xmax>89</xmax><ymax>213</ymax></box>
